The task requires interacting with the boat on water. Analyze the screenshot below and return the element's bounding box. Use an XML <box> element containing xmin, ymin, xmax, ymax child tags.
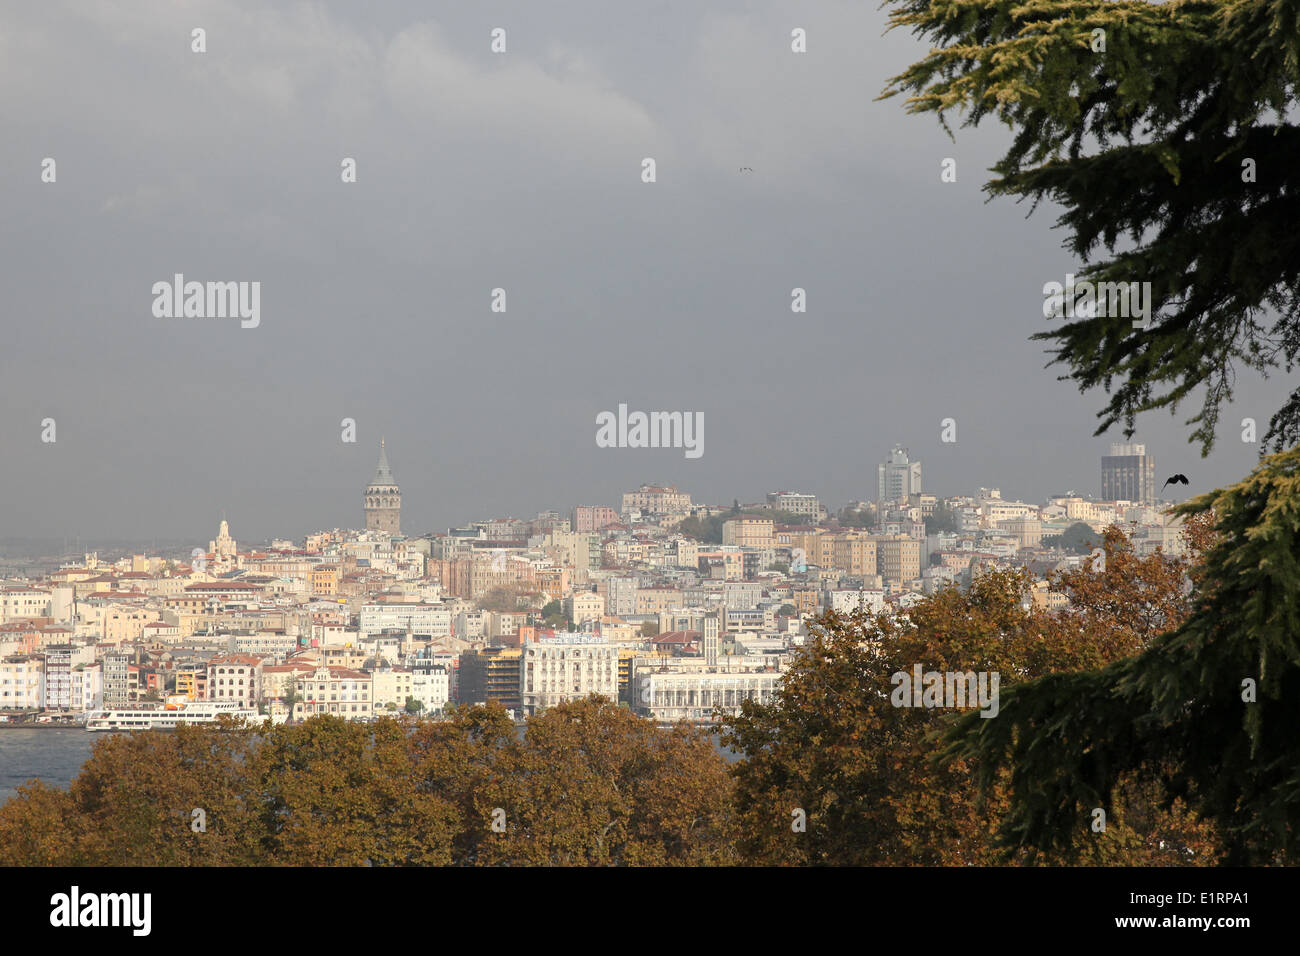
<box><xmin>84</xmin><ymin>699</ymin><xmax>260</xmax><ymax>731</ymax></box>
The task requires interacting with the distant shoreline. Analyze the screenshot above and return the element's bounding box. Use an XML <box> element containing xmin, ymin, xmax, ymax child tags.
<box><xmin>0</xmin><ymin>723</ymin><xmax>85</xmax><ymax>730</ymax></box>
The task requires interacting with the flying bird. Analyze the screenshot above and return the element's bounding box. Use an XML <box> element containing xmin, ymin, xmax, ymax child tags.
<box><xmin>739</xmin><ymin>167</ymin><xmax>753</xmax><ymax>172</ymax></box>
<box><xmin>1161</xmin><ymin>473</ymin><xmax>1189</xmax><ymax>493</ymax></box>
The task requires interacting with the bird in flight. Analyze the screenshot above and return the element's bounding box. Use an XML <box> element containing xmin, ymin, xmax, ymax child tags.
<box><xmin>740</xmin><ymin>167</ymin><xmax>753</xmax><ymax>172</ymax></box>
<box><xmin>1161</xmin><ymin>473</ymin><xmax>1189</xmax><ymax>493</ymax></box>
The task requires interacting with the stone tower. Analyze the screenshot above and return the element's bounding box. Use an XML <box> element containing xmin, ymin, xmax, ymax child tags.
<box><xmin>364</xmin><ymin>437</ymin><xmax>401</xmax><ymax>534</ymax></box>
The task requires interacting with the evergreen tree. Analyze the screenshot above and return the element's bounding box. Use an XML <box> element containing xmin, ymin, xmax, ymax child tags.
<box><xmin>882</xmin><ymin>0</ymin><xmax>1300</xmax><ymax>452</ymax></box>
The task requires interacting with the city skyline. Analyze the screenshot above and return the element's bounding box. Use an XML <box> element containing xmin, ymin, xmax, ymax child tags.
<box><xmin>1</xmin><ymin>434</ymin><xmax>1191</xmax><ymax>554</ymax></box>
<box><xmin>1</xmin><ymin>1</ymin><xmax>1282</xmax><ymax>544</ymax></box>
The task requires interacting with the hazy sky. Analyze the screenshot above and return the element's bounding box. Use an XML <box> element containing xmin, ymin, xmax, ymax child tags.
<box><xmin>0</xmin><ymin>0</ymin><xmax>1284</xmax><ymax>545</ymax></box>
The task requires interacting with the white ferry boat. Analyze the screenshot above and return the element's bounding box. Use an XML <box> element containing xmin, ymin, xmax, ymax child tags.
<box><xmin>84</xmin><ymin>699</ymin><xmax>260</xmax><ymax>731</ymax></box>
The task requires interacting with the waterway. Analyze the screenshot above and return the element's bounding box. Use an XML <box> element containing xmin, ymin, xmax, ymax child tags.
<box><xmin>0</xmin><ymin>726</ymin><xmax>741</xmax><ymax>806</ymax></box>
<box><xmin>0</xmin><ymin>729</ymin><xmax>99</xmax><ymax>804</ymax></box>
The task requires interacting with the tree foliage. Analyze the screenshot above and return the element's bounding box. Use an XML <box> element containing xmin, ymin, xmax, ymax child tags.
<box><xmin>0</xmin><ymin>699</ymin><xmax>735</xmax><ymax>867</ymax></box>
<box><xmin>882</xmin><ymin>0</ymin><xmax>1300</xmax><ymax>452</ymax></box>
<box><xmin>1042</xmin><ymin>520</ymin><xmax>1102</xmax><ymax>553</ymax></box>
<box><xmin>942</xmin><ymin>446</ymin><xmax>1300</xmax><ymax>864</ymax></box>
<box><xmin>722</xmin><ymin>521</ymin><xmax>1220</xmax><ymax>865</ymax></box>
<box><xmin>476</xmin><ymin>584</ymin><xmax>536</xmax><ymax>612</ymax></box>
<box><xmin>923</xmin><ymin>502</ymin><xmax>959</xmax><ymax>536</ymax></box>
<box><xmin>677</xmin><ymin>508</ymin><xmax>808</xmax><ymax>543</ymax></box>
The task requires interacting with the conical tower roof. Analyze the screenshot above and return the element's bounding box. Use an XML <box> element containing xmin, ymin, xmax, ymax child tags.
<box><xmin>369</xmin><ymin>437</ymin><xmax>396</xmax><ymax>487</ymax></box>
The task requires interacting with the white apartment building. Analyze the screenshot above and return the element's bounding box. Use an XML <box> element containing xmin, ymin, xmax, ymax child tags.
<box><xmin>360</xmin><ymin>603</ymin><xmax>452</xmax><ymax>638</ymax></box>
<box><xmin>371</xmin><ymin>667</ymin><xmax>416</xmax><ymax>712</ymax></box>
<box><xmin>634</xmin><ymin>662</ymin><xmax>785</xmax><ymax>722</ymax></box>
<box><xmin>400</xmin><ymin>664</ymin><xmax>450</xmax><ymax>713</ymax></box>
<box><xmin>293</xmin><ymin>666</ymin><xmax>374</xmax><ymax>720</ymax></box>
<box><xmin>370</xmin><ymin>664</ymin><xmax>449</xmax><ymax>714</ymax></box>
<box><xmin>980</xmin><ymin>499</ymin><xmax>1038</xmax><ymax>525</ymax></box>
<box><xmin>604</xmin><ymin>577</ymin><xmax>639</xmax><ymax>617</ymax></box>
<box><xmin>765</xmin><ymin>491</ymin><xmax>827</xmax><ymax>522</ymax></box>
<box><xmin>453</xmin><ymin>609</ymin><xmax>485</xmax><ymax>640</ymax></box>
<box><xmin>722</xmin><ymin>582</ymin><xmax>763</xmax><ymax>610</ymax></box>
<box><xmin>207</xmin><ymin>655</ymin><xmax>263</xmax><ymax>707</ymax></box>
<box><xmin>0</xmin><ymin>656</ymin><xmax>45</xmax><ymax>709</ymax></box>
<box><xmin>0</xmin><ymin>586</ymin><xmax>52</xmax><ymax>623</ymax></box>
<box><xmin>70</xmin><ymin>664</ymin><xmax>102</xmax><ymax>712</ymax></box>
<box><xmin>827</xmin><ymin>588</ymin><xmax>887</xmax><ymax>615</ymax></box>
<box><xmin>565</xmin><ymin>592</ymin><xmax>605</xmax><ymax>627</ymax></box>
<box><xmin>520</xmin><ymin>636</ymin><xmax>619</xmax><ymax>716</ymax></box>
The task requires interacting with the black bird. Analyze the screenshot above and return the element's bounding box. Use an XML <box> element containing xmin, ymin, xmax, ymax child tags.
<box><xmin>740</xmin><ymin>167</ymin><xmax>753</xmax><ymax>172</ymax></box>
<box><xmin>1161</xmin><ymin>473</ymin><xmax>1189</xmax><ymax>493</ymax></box>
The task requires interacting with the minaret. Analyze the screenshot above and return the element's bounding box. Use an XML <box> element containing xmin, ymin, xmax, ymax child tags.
<box><xmin>364</xmin><ymin>437</ymin><xmax>402</xmax><ymax>534</ymax></box>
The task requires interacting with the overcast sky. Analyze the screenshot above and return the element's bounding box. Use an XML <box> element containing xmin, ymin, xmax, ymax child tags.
<box><xmin>0</xmin><ymin>0</ymin><xmax>1284</xmax><ymax>545</ymax></box>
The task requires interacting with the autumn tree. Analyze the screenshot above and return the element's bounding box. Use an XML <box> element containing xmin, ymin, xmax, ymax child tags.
<box><xmin>251</xmin><ymin>715</ymin><xmax>459</xmax><ymax>866</ymax></box>
<box><xmin>724</xmin><ymin>524</ymin><xmax>1221</xmax><ymax>865</ymax></box>
<box><xmin>725</xmin><ymin>572</ymin><xmax>1034</xmax><ymax>865</ymax></box>
<box><xmin>2</xmin><ymin>720</ymin><xmax>267</xmax><ymax>866</ymax></box>
<box><xmin>943</xmin><ymin>446</ymin><xmax>1300</xmax><ymax>864</ymax></box>
<box><xmin>476</xmin><ymin>696</ymin><xmax>736</xmax><ymax>866</ymax></box>
<box><xmin>0</xmin><ymin>698</ymin><xmax>737</xmax><ymax>867</ymax></box>
<box><xmin>0</xmin><ymin>782</ymin><xmax>82</xmax><ymax>866</ymax></box>
<box><xmin>405</xmin><ymin>701</ymin><xmax>517</xmax><ymax>865</ymax></box>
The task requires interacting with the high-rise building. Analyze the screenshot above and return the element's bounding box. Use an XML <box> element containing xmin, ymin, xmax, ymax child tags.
<box><xmin>878</xmin><ymin>445</ymin><xmax>922</xmax><ymax>503</ymax></box>
<box><xmin>364</xmin><ymin>437</ymin><xmax>401</xmax><ymax>534</ymax></box>
<box><xmin>1101</xmin><ymin>442</ymin><xmax>1155</xmax><ymax>504</ymax></box>
<box><xmin>102</xmin><ymin>654</ymin><xmax>130</xmax><ymax>707</ymax></box>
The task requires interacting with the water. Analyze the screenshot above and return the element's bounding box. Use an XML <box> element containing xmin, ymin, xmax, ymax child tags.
<box><xmin>0</xmin><ymin>729</ymin><xmax>98</xmax><ymax>804</ymax></box>
<box><xmin>0</xmin><ymin>726</ymin><xmax>743</xmax><ymax>808</ymax></box>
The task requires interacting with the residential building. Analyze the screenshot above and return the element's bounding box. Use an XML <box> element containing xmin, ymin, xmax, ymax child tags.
<box><xmin>0</xmin><ymin>656</ymin><xmax>44</xmax><ymax>710</ymax></box>
<box><xmin>765</xmin><ymin>491</ymin><xmax>826</xmax><ymax>522</ymax></box>
<box><xmin>873</xmin><ymin>535</ymin><xmax>922</xmax><ymax>586</ymax></box>
<box><xmin>571</xmin><ymin>505</ymin><xmax>620</xmax><ymax>533</ymax></box>
<box><xmin>360</xmin><ymin>602</ymin><xmax>452</xmax><ymax>638</ymax></box>
<box><xmin>207</xmin><ymin>654</ymin><xmax>263</xmax><ymax>708</ymax></box>
<box><xmin>722</xmin><ymin>515</ymin><xmax>775</xmax><ymax>549</ymax></box>
<box><xmin>621</xmin><ymin>484</ymin><xmax>692</xmax><ymax>517</ymax></box>
<box><xmin>102</xmin><ymin>653</ymin><xmax>130</xmax><ymax>707</ymax></box>
<box><xmin>293</xmin><ymin>666</ymin><xmax>373</xmax><ymax>721</ymax></box>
